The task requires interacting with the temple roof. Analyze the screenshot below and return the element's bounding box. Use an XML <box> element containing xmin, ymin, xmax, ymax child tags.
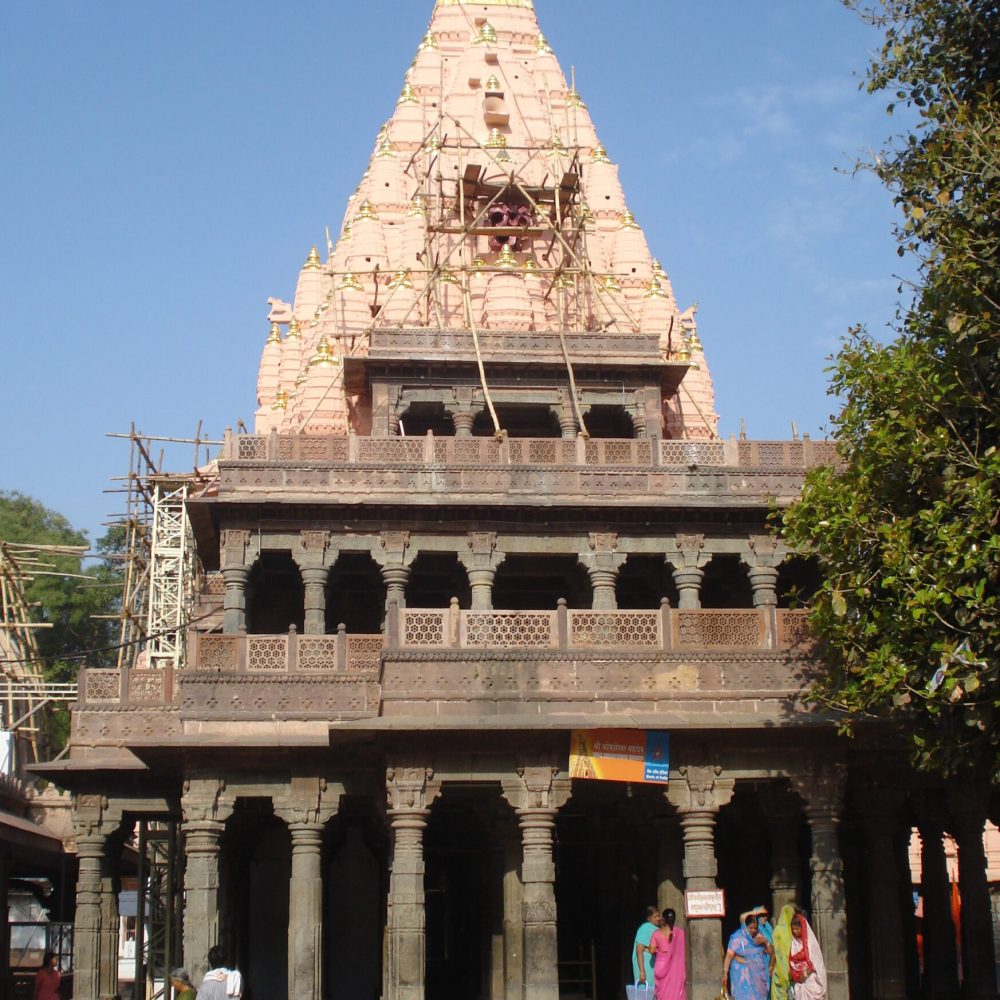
<box><xmin>255</xmin><ymin>0</ymin><xmax>717</xmax><ymax>438</ymax></box>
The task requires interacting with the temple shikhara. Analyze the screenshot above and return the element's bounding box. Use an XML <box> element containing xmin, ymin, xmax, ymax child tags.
<box><xmin>21</xmin><ymin>2</ymin><xmax>999</xmax><ymax>999</ymax></box>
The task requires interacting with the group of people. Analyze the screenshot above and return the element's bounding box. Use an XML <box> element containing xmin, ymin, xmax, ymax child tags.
<box><xmin>632</xmin><ymin>906</ymin><xmax>687</xmax><ymax>1000</ymax></box>
<box><xmin>632</xmin><ymin>903</ymin><xmax>827</xmax><ymax>1000</ymax></box>
<box><xmin>169</xmin><ymin>946</ymin><xmax>244</xmax><ymax>1000</ymax></box>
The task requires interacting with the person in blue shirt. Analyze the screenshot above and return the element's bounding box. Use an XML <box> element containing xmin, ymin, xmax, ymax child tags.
<box><xmin>632</xmin><ymin>905</ymin><xmax>662</xmax><ymax>990</ymax></box>
<box><xmin>754</xmin><ymin>905</ymin><xmax>774</xmax><ymax>945</ymax></box>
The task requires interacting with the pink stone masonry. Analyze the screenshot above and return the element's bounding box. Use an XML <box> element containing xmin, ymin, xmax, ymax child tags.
<box><xmin>254</xmin><ymin>0</ymin><xmax>719</xmax><ymax>439</ymax></box>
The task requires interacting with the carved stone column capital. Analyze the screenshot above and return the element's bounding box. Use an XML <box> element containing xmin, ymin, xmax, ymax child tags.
<box><xmin>667</xmin><ymin>533</ymin><xmax>710</xmax><ymax>570</ymax></box>
<box><xmin>666</xmin><ymin>764</ymin><xmax>735</xmax><ymax>813</ymax></box>
<box><xmin>297</xmin><ymin>530</ymin><xmax>332</xmax><ymax>565</ymax></box>
<box><xmin>741</xmin><ymin>533</ymin><xmax>784</xmax><ymax>568</ymax></box>
<box><xmin>386</xmin><ymin>766</ymin><xmax>441</xmax><ymax>813</ymax></box>
<box><xmin>220</xmin><ymin>529</ymin><xmax>257</xmax><ymax>569</ymax></box>
<box><xmin>181</xmin><ymin>778</ymin><xmax>235</xmax><ymax>826</ymax></box>
<box><xmin>501</xmin><ymin>764</ymin><xmax>572</xmax><ymax>813</ymax></box>
<box><xmin>274</xmin><ymin>777</ymin><xmax>341</xmax><ymax>827</ymax></box>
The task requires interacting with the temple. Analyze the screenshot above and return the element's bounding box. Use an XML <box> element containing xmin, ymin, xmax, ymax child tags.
<box><xmin>30</xmin><ymin>2</ymin><xmax>1000</xmax><ymax>999</ymax></box>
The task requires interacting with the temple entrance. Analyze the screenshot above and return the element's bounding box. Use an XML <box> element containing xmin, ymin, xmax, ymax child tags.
<box><xmin>424</xmin><ymin>787</ymin><xmax>509</xmax><ymax>1000</ymax></box>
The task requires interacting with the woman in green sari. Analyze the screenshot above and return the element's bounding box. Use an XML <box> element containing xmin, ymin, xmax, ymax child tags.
<box><xmin>770</xmin><ymin>905</ymin><xmax>796</xmax><ymax>1000</ymax></box>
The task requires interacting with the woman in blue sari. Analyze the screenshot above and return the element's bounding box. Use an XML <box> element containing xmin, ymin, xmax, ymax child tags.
<box><xmin>723</xmin><ymin>912</ymin><xmax>774</xmax><ymax>1000</ymax></box>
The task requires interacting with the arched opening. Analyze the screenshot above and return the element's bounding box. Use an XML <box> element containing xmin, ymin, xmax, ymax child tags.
<box><xmin>406</xmin><ymin>552</ymin><xmax>470</xmax><ymax>608</ymax></box>
<box><xmin>492</xmin><ymin>554</ymin><xmax>592</xmax><ymax>609</ymax></box>
<box><xmin>616</xmin><ymin>555</ymin><xmax>680</xmax><ymax>609</ymax></box>
<box><xmin>425</xmin><ymin>787</ymin><xmax>506</xmax><ymax>1000</ymax></box>
<box><xmin>326</xmin><ymin>552</ymin><xmax>385</xmax><ymax>633</ymax></box>
<box><xmin>399</xmin><ymin>401</ymin><xmax>455</xmax><ymax>437</ymax></box>
<box><xmin>247</xmin><ymin>552</ymin><xmax>304</xmax><ymax>634</ymax></box>
<box><xmin>584</xmin><ymin>404</ymin><xmax>635</xmax><ymax>439</ymax></box>
<box><xmin>473</xmin><ymin>404</ymin><xmax>561</xmax><ymax>438</ymax></box>
<box><xmin>699</xmin><ymin>554</ymin><xmax>754</xmax><ymax>609</ymax></box>
<box><xmin>223</xmin><ymin>799</ymin><xmax>290</xmax><ymax>998</ymax></box>
<box><xmin>777</xmin><ymin>555</ymin><xmax>822</xmax><ymax>608</ymax></box>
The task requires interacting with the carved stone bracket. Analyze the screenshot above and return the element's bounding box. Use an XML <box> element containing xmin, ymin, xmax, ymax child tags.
<box><xmin>500</xmin><ymin>763</ymin><xmax>573</xmax><ymax>813</ymax></box>
<box><xmin>274</xmin><ymin>776</ymin><xmax>342</xmax><ymax>827</ymax></box>
<box><xmin>666</xmin><ymin>764</ymin><xmax>734</xmax><ymax>814</ymax></box>
<box><xmin>386</xmin><ymin>766</ymin><xmax>441</xmax><ymax>812</ymax></box>
<box><xmin>742</xmin><ymin>533</ymin><xmax>784</xmax><ymax>568</ymax></box>
<box><xmin>668</xmin><ymin>533</ymin><xmax>711</xmax><ymax>570</ymax></box>
<box><xmin>220</xmin><ymin>529</ymin><xmax>257</xmax><ymax>569</ymax></box>
<box><xmin>181</xmin><ymin>778</ymin><xmax>235</xmax><ymax>826</ymax></box>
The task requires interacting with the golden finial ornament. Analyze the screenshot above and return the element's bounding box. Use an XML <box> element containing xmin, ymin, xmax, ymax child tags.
<box><xmin>676</xmin><ymin>340</ymin><xmax>692</xmax><ymax>363</ymax></box>
<box><xmin>652</xmin><ymin>259</ymin><xmax>666</xmax><ymax>278</ymax></box>
<box><xmin>287</xmin><ymin>316</ymin><xmax>301</xmax><ymax>339</ymax></box>
<box><xmin>309</xmin><ymin>336</ymin><xmax>338</xmax><ymax>367</ymax></box>
<box><xmin>407</xmin><ymin>194</ymin><xmax>428</xmax><ymax>217</ymax></box>
<box><xmin>356</xmin><ymin>200</ymin><xmax>378</xmax><ymax>222</ymax></box>
<box><xmin>389</xmin><ymin>268</ymin><xmax>414</xmax><ymax>289</ymax></box>
<box><xmin>620</xmin><ymin>210</ymin><xmax>640</xmax><ymax>230</ymax></box>
<box><xmin>546</xmin><ymin>131</ymin><xmax>565</xmax><ymax>157</ymax></box>
<box><xmin>398</xmin><ymin>82</ymin><xmax>419</xmax><ymax>105</ymax></box>
<box><xmin>340</xmin><ymin>222</ymin><xmax>353</xmax><ymax>243</ymax></box>
<box><xmin>535</xmin><ymin>33</ymin><xmax>552</xmax><ymax>55</ymax></box>
<box><xmin>485</xmin><ymin>74</ymin><xmax>502</xmax><ymax>91</ymax></box>
<box><xmin>427</xmin><ymin>132</ymin><xmax>442</xmax><ymax>151</ymax></box>
<box><xmin>592</xmin><ymin>143</ymin><xmax>611</xmax><ymax>164</ymax></box>
<box><xmin>522</xmin><ymin>255</ymin><xmax>540</xmax><ymax>274</ymax></box>
<box><xmin>337</xmin><ymin>272</ymin><xmax>362</xmax><ymax>291</ymax></box>
<box><xmin>644</xmin><ymin>276</ymin><xmax>668</xmax><ymax>299</ymax></box>
<box><xmin>687</xmin><ymin>328</ymin><xmax>703</xmax><ymax>352</ymax></box>
<box><xmin>266</xmin><ymin>322</ymin><xmax>281</xmax><ymax>345</ymax></box>
<box><xmin>566</xmin><ymin>87</ymin><xmax>587</xmax><ymax>110</ymax></box>
<box><xmin>418</xmin><ymin>30</ymin><xmax>438</xmax><ymax>51</ymax></box>
<box><xmin>439</xmin><ymin>265</ymin><xmax>461</xmax><ymax>285</ymax></box>
<box><xmin>601</xmin><ymin>273</ymin><xmax>622</xmax><ymax>293</ymax></box>
<box><xmin>305</xmin><ymin>246</ymin><xmax>322</xmax><ymax>271</ymax></box>
<box><xmin>472</xmin><ymin>254</ymin><xmax>488</xmax><ymax>270</ymax></box>
<box><xmin>376</xmin><ymin>136</ymin><xmax>398</xmax><ymax>159</ymax></box>
<box><xmin>271</xmin><ymin>389</ymin><xmax>289</xmax><ymax>411</ymax></box>
<box><xmin>556</xmin><ymin>272</ymin><xmax>575</xmax><ymax>290</ymax></box>
<box><xmin>485</xmin><ymin>128</ymin><xmax>509</xmax><ymax>149</ymax></box>
<box><xmin>473</xmin><ymin>21</ymin><xmax>497</xmax><ymax>45</ymax></box>
<box><xmin>497</xmin><ymin>244</ymin><xmax>518</xmax><ymax>269</ymax></box>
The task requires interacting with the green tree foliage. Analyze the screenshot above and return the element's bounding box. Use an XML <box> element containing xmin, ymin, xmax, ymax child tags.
<box><xmin>0</xmin><ymin>492</ymin><xmax>122</xmax><ymax>748</ymax></box>
<box><xmin>782</xmin><ymin>0</ymin><xmax>1000</xmax><ymax>775</ymax></box>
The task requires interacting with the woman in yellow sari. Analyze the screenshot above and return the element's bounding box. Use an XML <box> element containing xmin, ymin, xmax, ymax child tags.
<box><xmin>770</xmin><ymin>905</ymin><xmax>795</xmax><ymax>1000</ymax></box>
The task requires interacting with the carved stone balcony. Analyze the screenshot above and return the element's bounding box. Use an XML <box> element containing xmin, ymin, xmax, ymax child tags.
<box><xmin>71</xmin><ymin>608</ymin><xmax>819</xmax><ymax>745</ymax></box>
<box><xmin>213</xmin><ymin>433</ymin><xmax>838</xmax><ymax>507</ymax></box>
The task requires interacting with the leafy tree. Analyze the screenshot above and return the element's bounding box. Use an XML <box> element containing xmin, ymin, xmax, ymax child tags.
<box><xmin>782</xmin><ymin>0</ymin><xmax>1000</xmax><ymax>777</ymax></box>
<box><xmin>0</xmin><ymin>492</ymin><xmax>122</xmax><ymax>750</ymax></box>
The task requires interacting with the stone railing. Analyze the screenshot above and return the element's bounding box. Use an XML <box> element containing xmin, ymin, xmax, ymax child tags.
<box><xmin>364</xmin><ymin>327</ymin><xmax>664</xmax><ymax>365</ymax></box>
<box><xmin>394</xmin><ymin>605</ymin><xmax>812</xmax><ymax>653</ymax></box>
<box><xmin>223</xmin><ymin>432</ymin><xmax>837</xmax><ymax>470</ymax></box>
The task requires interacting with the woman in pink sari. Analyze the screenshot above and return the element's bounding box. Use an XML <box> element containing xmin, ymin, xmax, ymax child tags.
<box><xmin>649</xmin><ymin>908</ymin><xmax>687</xmax><ymax>1000</ymax></box>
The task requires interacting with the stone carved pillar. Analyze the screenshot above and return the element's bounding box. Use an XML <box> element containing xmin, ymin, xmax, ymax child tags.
<box><xmin>666</xmin><ymin>764</ymin><xmax>734</xmax><ymax>1000</ymax></box>
<box><xmin>502</xmin><ymin>765</ymin><xmax>572</xmax><ymax>1000</ymax></box>
<box><xmin>459</xmin><ymin>533</ymin><xmax>506</xmax><ymax>611</ymax></box>
<box><xmin>275</xmin><ymin>778</ymin><xmax>340</xmax><ymax>1000</ymax></box>
<box><xmin>856</xmin><ymin>778</ymin><xmax>908</xmax><ymax>999</ymax></box>
<box><xmin>378</xmin><ymin>531</ymin><xmax>415</xmax><ymax>612</ymax></box>
<box><xmin>451</xmin><ymin>410</ymin><xmax>476</xmax><ymax>437</ymax></box>
<box><xmin>502</xmin><ymin>831</ymin><xmax>525</xmax><ymax>1000</ymax></box>
<box><xmin>947</xmin><ymin>788</ymin><xmax>997</xmax><ymax>1000</ymax></box>
<box><xmin>297</xmin><ymin>531</ymin><xmax>332</xmax><ymax>634</ymax></box>
<box><xmin>221</xmin><ymin>530</ymin><xmax>256</xmax><ymax>633</ymax></box>
<box><xmin>580</xmin><ymin>533</ymin><xmax>625</xmax><ymax>611</ymax></box>
<box><xmin>385</xmin><ymin>766</ymin><xmax>441</xmax><ymax>1000</ymax></box>
<box><xmin>913</xmin><ymin>797</ymin><xmax>960</xmax><ymax>999</ymax></box>
<box><xmin>740</xmin><ymin>535</ymin><xmax>783</xmax><ymax>608</ymax></box>
<box><xmin>181</xmin><ymin>779</ymin><xmax>234</xmax><ymax>981</ymax></box>
<box><xmin>791</xmin><ymin>764</ymin><xmax>850</xmax><ymax>1000</ymax></box>
<box><xmin>667</xmin><ymin>535</ymin><xmax>710</xmax><ymax>609</ymax></box>
<box><xmin>760</xmin><ymin>783</ymin><xmax>803</xmax><ymax>914</ymax></box>
<box><xmin>628</xmin><ymin>405</ymin><xmax>648</xmax><ymax>439</ymax></box>
<box><xmin>557</xmin><ymin>408</ymin><xmax>578</xmax><ymax>440</ymax></box>
<box><xmin>71</xmin><ymin>796</ymin><xmax>123</xmax><ymax>1000</ymax></box>
<box><xmin>448</xmin><ymin>387</ymin><xmax>478</xmax><ymax>438</ymax></box>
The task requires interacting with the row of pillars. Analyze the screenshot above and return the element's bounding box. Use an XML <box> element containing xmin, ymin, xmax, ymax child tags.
<box><xmin>220</xmin><ymin>530</ymin><xmax>786</xmax><ymax>633</ymax></box>
<box><xmin>69</xmin><ymin>760</ymin><xmax>867</xmax><ymax>1000</ymax></box>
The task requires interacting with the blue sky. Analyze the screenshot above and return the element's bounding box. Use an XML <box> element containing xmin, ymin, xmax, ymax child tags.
<box><xmin>1</xmin><ymin>1</ymin><xmax>913</xmax><ymax>546</ymax></box>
